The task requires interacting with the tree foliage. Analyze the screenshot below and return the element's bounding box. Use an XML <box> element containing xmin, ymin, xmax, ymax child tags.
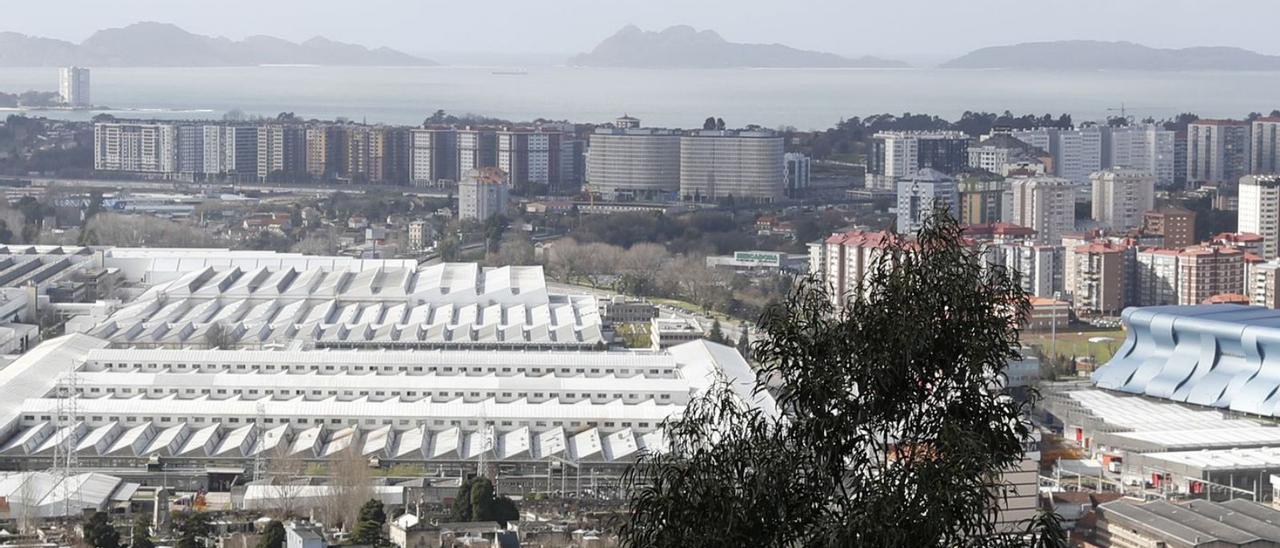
<box><xmin>351</xmin><ymin>499</ymin><xmax>387</xmax><ymax>547</ymax></box>
<box><xmin>619</xmin><ymin>211</ymin><xmax>1064</xmax><ymax>547</ymax></box>
<box><xmin>452</xmin><ymin>476</ymin><xmax>521</xmax><ymax>527</ymax></box>
<box><xmin>256</xmin><ymin>520</ymin><xmax>285</xmax><ymax>548</ymax></box>
<box><xmin>171</xmin><ymin>511</ymin><xmax>211</xmax><ymax>548</ymax></box>
<box><xmin>128</xmin><ymin>515</ymin><xmax>154</xmax><ymax>548</ymax></box>
<box><xmin>84</xmin><ymin>511</ymin><xmax>120</xmax><ymax>548</ymax></box>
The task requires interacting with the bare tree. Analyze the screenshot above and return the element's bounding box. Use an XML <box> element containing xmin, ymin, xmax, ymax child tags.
<box><xmin>82</xmin><ymin>213</ymin><xmax>222</xmax><ymax>248</ymax></box>
<box><xmin>579</xmin><ymin>242</ymin><xmax>623</xmax><ymax>289</ymax></box>
<box><xmin>323</xmin><ymin>446</ymin><xmax>373</xmax><ymax>532</ymax></box>
<box><xmin>618</xmin><ymin>243</ymin><xmax>671</xmax><ymax>293</ymax></box>
<box><xmin>544</xmin><ymin>239</ymin><xmax>589</xmax><ymax>283</ymax></box>
<box><xmin>488</xmin><ymin>231</ymin><xmax>535</xmax><ymax>266</ymax></box>
<box><xmin>262</xmin><ymin>442</ymin><xmax>308</xmax><ymax>519</ymax></box>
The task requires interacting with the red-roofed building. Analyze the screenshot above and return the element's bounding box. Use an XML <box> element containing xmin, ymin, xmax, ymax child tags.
<box><xmin>1177</xmin><ymin>245</ymin><xmax>1244</xmax><ymax>305</ymax></box>
<box><xmin>1214</xmin><ymin>232</ymin><xmax>1265</xmax><ymax>255</ymax></box>
<box><xmin>1202</xmin><ymin>293</ymin><xmax>1250</xmax><ymax>305</ymax></box>
<box><xmin>808</xmin><ymin>230</ymin><xmax>901</xmax><ymax>309</ymax></box>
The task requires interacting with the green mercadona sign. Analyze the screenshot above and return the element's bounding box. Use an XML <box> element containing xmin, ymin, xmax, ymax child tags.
<box><xmin>734</xmin><ymin>251</ymin><xmax>782</xmax><ymax>266</ymax></box>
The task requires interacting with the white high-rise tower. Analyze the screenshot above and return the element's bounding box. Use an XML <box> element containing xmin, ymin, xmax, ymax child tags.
<box><xmin>58</xmin><ymin>67</ymin><xmax>91</xmax><ymax>108</ymax></box>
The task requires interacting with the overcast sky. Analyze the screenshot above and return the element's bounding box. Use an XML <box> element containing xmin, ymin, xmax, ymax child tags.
<box><xmin>5</xmin><ymin>0</ymin><xmax>1278</xmax><ymax>61</ymax></box>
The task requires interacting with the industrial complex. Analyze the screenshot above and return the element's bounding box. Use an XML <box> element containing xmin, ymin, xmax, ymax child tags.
<box><xmin>0</xmin><ymin>248</ymin><xmax>774</xmax><ymax>523</ymax></box>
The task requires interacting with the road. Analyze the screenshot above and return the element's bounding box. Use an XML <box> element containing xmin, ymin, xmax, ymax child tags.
<box><xmin>28</xmin><ymin>175</ymin><xmax>454</xmax><ymax>198</ymax></box>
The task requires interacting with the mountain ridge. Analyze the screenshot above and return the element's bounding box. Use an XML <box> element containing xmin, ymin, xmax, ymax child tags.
<box><xmin>0</xmin><ymin>22</ymin><xmax>436</xmax><ymax>67</ymax></box>
<box><xmin>570</xmin><ymin>25</ymin><xmax>907</xmax><ymax>69</ymax></box>
<box><xmin>943</xmin><ymin>40</ymin><xmax>1280</xmax><ymax>70</ymax></box>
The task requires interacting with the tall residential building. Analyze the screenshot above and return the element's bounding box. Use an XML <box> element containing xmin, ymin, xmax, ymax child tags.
<box><xmin>1109</xmin><ymin>125</ymin><xmax>1176</xmax><ymax>186</ymax></box>
<box><xmin>557</xmin><ymin>138</ymin><xmax>586</xmax><ymax>194</ymax></box>
<box><xmin>1251</xmin><ymin>117</ymin><xmax>1280</xmax><ymax>175</ymax></box>
<box><xmin>1141</xmin><ymin>208</ymin><xmax>1197</xmax><ymax>248</ymax></box>
<box><xmin>1070</xmin><ymin>241</ymin><xmax>1133</xmax><ymax>316</ymax></box>
<box><xmin>1090</xmin><ymin>168</ymin><xmax>1155</xmax><ymax>231</ymax></box>
<box><xmin>175</xmin><ymin>125</ymin><xmax>204</xmax><ymax>175</ymax></box>
<box><xmin>1186</xmin><ymin>119</ymin><xmax>1250</xmax><ymax>185</ymax></box>
<box><xmin>497</xmin><ymin>129</ymin><xmax>563</xmax><ymax>192</ymax></box>
<box><xmin>383</xmin><ymin>127</ymin><xmax>411</xmax><ymax>185</ymax></box>
<box><xmin>344</xmin><ymin>126</ymin><xmax>408</xmax><ymax>184</ymax></box>
<box><xmin>585</xmin><ymin>128</ymin><xmax>682</xmax><ymax>201</ymax></box>
<box><xmin>679</xmin><ymin>130</ymin><xmax>785</xmax><ymax>203</ymax></box>
<box><xmin>58</xmin><ymin>67</ymin><xmax>90</xmax><ymax>107</ymax></box>
<box><xmin>222</xmin><ymin>126</ymin><xmax>259</xmax><ymax>176</ymax></box>
<box><xmin>982</xmin><ymin>242</ymin><xmax>1063</xmax><ymax>298</ymax></box>
<box><xmin>783</xmin><ymin>153</ymin><xmax>811</xmax><ymax>198</ymax></box>
<box><xmin>1238</xmin><ymin>175</ymin><xmax>1280</xmax><ymax>259</ymax></box>
<box><xmin>1136</xmin><ymin>248</ymin><xmax>1180</xmax><ymax>306</ymax></box>
<box><xmin>1177</xmin><ymin>245</ymin><xmax>1244</xmax><ymax>304</ymax></box>
<box><xmin>1005</xmin><ymin>177</ymin><xmax>1077</xmax><ymax>244</ymax></box>
<box><xmin>409</xmin><ymin>128</ymin><xmax>459</xmax><ymax>186</ymax></box>
<box><xmin>256</xmin><ymin>124</ymin><xmax>306</xmax><ymax>181</ymax></box>
<box><xmin>870</xmin><ymin>131</ymin><xmax>970</xmax><ymax>185</ymax></box>
<box><xmin>94</xmin><ymin>122</ymin><xmax>177</xmax><ymax>173</ymax></box>
<box><xmin>198</xmin><ymin>125</ymin><xmax>223</xmax><ymax>174</ymax></box>
<box><xmin>957</xmin><ymin>179</ymin><xmax>1007</xmax><ymax>225</ymax></box>
<box><xmin>1011</xmin><ymin>127</ymin><xmax>1103</xmax><ymax>184</ymax></box>
<box><xmin>1173</xmin><ymin>131</ymin><xmax>1188</xmax><ymax>188</ymax></box>
<box><xmin>808</xmin><ymin>230</ymin><xmax>898</xmax><ymax>309</ymax></box>
<box><xmin>305</xmin><ymin>125</ymin><xmax>345</xmax><ymax>180</ymax></box>
<box><xmin>457</xmin><ymin>128</ymin><xmax>498</xmax><ymax>174</ymax></box>
<box><xmin>458</xmin><ymin>167</ymin><xmax>510</xmax><ymax>222</ymax></box>
<box><xmin>896</xmin><ymin>169</ymin><xmax>959</xmax><ymax>234</ymax></box>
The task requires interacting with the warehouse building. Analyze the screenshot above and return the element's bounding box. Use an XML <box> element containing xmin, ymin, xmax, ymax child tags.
<box><xmin>0</xmin><ymin>333</ymin><xmax>772</xmax><ymax>475</ymax></box>
<box><xmin>81</xmin><ymin>263</ymin><xmax>605</xmax><ymax>350</ymax></box>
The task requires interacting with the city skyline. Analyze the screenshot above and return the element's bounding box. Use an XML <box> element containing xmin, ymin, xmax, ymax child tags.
<box><xmin>4</xmin><ymin>0</ymin><xmax>1280</xmax><ymax>61</ymax></box>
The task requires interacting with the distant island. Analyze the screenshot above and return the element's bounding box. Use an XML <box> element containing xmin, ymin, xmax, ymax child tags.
<box><xmin>943</xmin><ymin>40</ymin><xmax>1280</xmax><ymax>71</ymax></box>
<box><xmin>569</xmin><ymin>25</ymin><xmax>907</xmax><ymax>69</ymax></box>
<box><xmin>0</xmin><ymin>21</ymin><xmax>437</xmax><ymax>67</ymax></box>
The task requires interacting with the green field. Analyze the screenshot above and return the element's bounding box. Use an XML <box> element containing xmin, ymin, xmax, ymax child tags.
<box><xmin>1021</xmin><ymin>327</ymin><xmax>1126</xmax><ymax>363</ymax></box>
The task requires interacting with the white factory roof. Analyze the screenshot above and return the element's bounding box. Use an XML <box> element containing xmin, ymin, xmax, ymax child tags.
<box><xmin>1108</xmin><ymin>428</ymin><xmax>1280</xmax><ymax>451</ymax></box>
<box><xmin>0</xmin><ymin>334</ymin><xmax>111</xmax><ymax>435</ymax></box>
<box><xmin>88</xmin><ymin>264</ymin><xmax>603</xmax><ymax>348</ymax></box>
<box><xmin>102</xmin><ymin>248</ymin><xmax>416</xmax><ymax>283</ymax></box>
<box><xmin>0</xmin><ymin>333</ymin><xmax>773</xmax><ymax>465</ymax></box>
<box><xmin>1066</xmin><ymin>389</ymin><xmax>1260</xmax><ymax>432</ymax></box>
<box><xmin>1138</xmin><ymin>447</ymin><xmax>1280</xmax><ymax>472</ymax></box>
<box><xmin>0</xmin><ymin>471</ymin><xmax>127</xmax><ymax>518</ymax></box>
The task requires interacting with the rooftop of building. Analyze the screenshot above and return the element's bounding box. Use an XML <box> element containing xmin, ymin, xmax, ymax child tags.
<box><xmin>86</xmin><ymin>263</ymin><xmax>604</xmax><ymax>349</ymax></box>
<box><xmin>463</xmin><ymin>167</ymin><xmax>509</xmax><ymax>185</ymax></box>
<box><xmin>1191</xmin><ymin>119</ymin><xmax>1249</xmax><ymax>126</ymax></box>
<box><xmin>824</xmin><ymin>229</ymin><xmax>899</xmax><ymax>248</ymax></box>
<box><xmin>1099</xmin><ymin>498</ymin><xmax>1280</xmax><ymax>545</ymax></box>
<box><xmin>972</xmin><ymin>134</ymin><xmax>1049</xmax><ymax>157</ymax></box>
<box><xmin>1215</xmin><ymin>232</ymin><xmax>1264</xmax><ymax>243</ymax></box>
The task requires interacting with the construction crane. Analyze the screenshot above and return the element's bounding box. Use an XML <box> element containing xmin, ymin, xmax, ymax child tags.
<box><xmin>1105</xmin><ymin>103</ymin><xmax>1157</xmax><ymax>123</ymax></box>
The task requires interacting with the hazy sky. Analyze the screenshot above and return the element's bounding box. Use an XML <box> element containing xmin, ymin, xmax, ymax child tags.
<box><xmin>5</xmin><ymin>0</ymin><xmax>1279</xmax><ymax>61</ymax></box>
